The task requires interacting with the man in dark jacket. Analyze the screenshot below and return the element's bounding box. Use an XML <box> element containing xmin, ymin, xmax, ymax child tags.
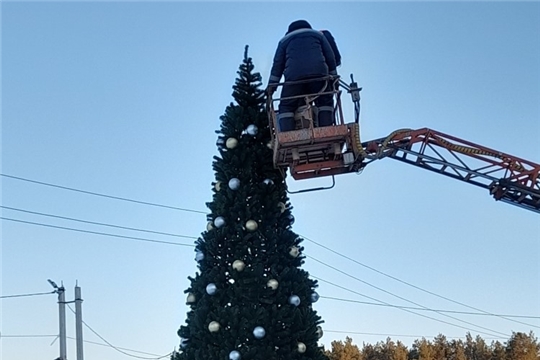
<box><xmin>268</xmin><ymin>20</ymin><xmax>337</xmax><ymax>132</ymax></box>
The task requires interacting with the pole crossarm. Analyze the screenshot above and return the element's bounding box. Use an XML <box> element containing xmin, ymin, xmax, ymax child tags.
<box><xmin>362</xmin><ymin>128</ymin><xmax>540</xmax><ymax>213</ymax></box>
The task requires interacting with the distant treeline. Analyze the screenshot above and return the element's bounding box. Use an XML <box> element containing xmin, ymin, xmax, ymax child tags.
<box><xmin>325</xmin><ymin>332</ymin><xmax>539</xmax><ymax>360</ymax></box>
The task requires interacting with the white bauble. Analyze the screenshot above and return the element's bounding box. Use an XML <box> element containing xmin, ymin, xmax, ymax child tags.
<box><xmin>180</xmin><ymin>338</ymin><xmax>189</xmax><ymax>349</ymax></box>
<box><xmin>214</xmin><ymin>216</ymin><xmax>226</xmax><ymax>228</ymax></box>
<box><xmin>267</xmin><ymin>279</ymin><xmax>279</xmax><ymax>290</ymax></box>
<box><xmin>289</xmin><ymin>246</ymin><xmax>300</xmax><ymax>258</ymax></box>
<box><xmin>232</xmin><ymin>260</ymin><xmax>246</xmax><ymax>272</ymax></box>
<box><xmin>267</xmin><ymin>141</ymin><xmax>274</xmax><ymax>149</ymax></box>
<box><xmin>311</xmin><ymin>291</ymin><xmax>320</xmax><ymax>303</ymax></box>
<box><xmin>206</xmin><ymin>221</ymin><xmax>214</xmax><ymax>231</ymax></box>
<box><xmin>277</xmin><ymin>202</ymin><xmax>286</xmax><ymax>213</ymax></box>
<box><xmin>253</xmin><ymin>326</ymin><xmax>266</xmax><ymax>339</ymax></box>
<box><xmin>245</xmin><ymin>220</ymin><xmax>258</xmax><ymax>231</ymax></box>
<box><xmin>186</xmin><ymin>293</ymin><xmax>196</xmax><ymax>304</ymax></box>
<box><xmin>263</xmin><ymin>178</ymin><xmax>274</xmax><ymax>186</ymax></box>
<box><xmin>297</xmin><ymin>342</ymin><xmax>306</xmax><ymax>353</ymax></box>
<box><xmin>226</xmin><ymin>137</ymin><xmax>238</xmax><ymax>149</ymax></box>
<box><xmin>208</xmin><ymin>321</ymin><xmax>220</xmax><ymax>332</ymax></box>
<box><xmin>214</xmin><ymin>181</ymin><xmax>222</xmax><ymax>191</ymax></box>
<box><xmin>246</xmin><ymin>124</ymin><xmax>258</xmax><ymax>136</ymax></box>
<box><xmin>195</xmin><ymin>251</ymin><xmax>204</xmax><ymax>262</ymax></box>
<box><xmin>228</xmin><ymin>178</ymin><xmax>241</xmax><ymax>190</ymax></box>
<box><xmin>229</xmin><ymin>350</ymin><xmax>241</xmax><ymax>360</ymax></box>
<box><xmin>206</xmin><ymin>283</ymin><xmax>217</xmax><ymax>295</ymax></box>
<box><xmin>288</xmin><ymin>295</ymin><xmax>301</xmax><ymax>306</ymax></box>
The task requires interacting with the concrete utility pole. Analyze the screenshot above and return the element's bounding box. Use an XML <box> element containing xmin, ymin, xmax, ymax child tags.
<box><xmin>48</xmin><ymin>279</ymin><xmax>67</xmax><ymax>360</ymax></box>
<box><xmin>75</xmin><ymin>284</ymin><xmax>84</xmax><ymax>360</ymax></box>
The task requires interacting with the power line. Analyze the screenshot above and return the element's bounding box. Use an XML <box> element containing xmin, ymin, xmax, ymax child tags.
<box><xmin>0</xmin><ymin>334</ymin><xmax>170</xmax><ymax>357</ymax></box>
<box><xmin>4</xmin><ymin>174</ymin><xmax>537</xmax><ymax>330</ymax></box>
<box><xmin>1</xmin><ymin>173</ymin><xmax>206</xmax><ymax>214</ymax></box>
<box><xmin>1</xmin><ymin>217</ymin><xmax>195</xmax><ymax>247</ymax></box>
<box><xmin>308</xmin><ymin>256</ymin><xmax>511</xmax><ymax>337</ymax></box>
<box><xmin>323</xmin><ymin>330</ymin><xmax>502</xmax><ymax>341</ymax></box>
<box><xmin>312</xmin><ymin>275</ymin><xmax>508</xmax><ymax>339</ymax></box>
<box><xmin>1</xmin><ymin>290</ymin><xmax>55</xmax><ymax>299</ymax></box>
<box><xmin>1</xmin><ymin>205</ymin><xmax>198</xmax><ymax>240</ymax></box>
<box><xmin>320</xmin><ymin>296</ymin><xmax>540</xmax><ymax>320</ymax></box>
<box><xmin>66</xmin><ymin>305</ymin><xmax>173</xmax><ymax>360</ymax></box>
<box><xmin>301</xmin><ymin>234</ymin><xmax>536</xmax><ymax>329</ymax></box>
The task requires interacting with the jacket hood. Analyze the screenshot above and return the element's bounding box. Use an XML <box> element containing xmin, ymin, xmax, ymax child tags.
<box><xmin>287</xmin><ymin>20</ymin><xmax>312</xmax><ymax>34</ymax></box>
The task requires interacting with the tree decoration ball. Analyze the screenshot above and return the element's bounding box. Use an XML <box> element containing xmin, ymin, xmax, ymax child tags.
<box><xmin>216</xmin><ymin>137</ymin><xmax>225</xmax><ymax>148</ymax></box>
<box><xmin>288</xmin><ymin>295</ymin><xmax>301</xmax><ymax>306</ymax></box>
<box><xmin>311</xmin><ymin>291</ymin><xmax>320</xmax><ymax>303</ymax></box>
<box><xmin>229</xmin><ymin>350</ymin><xmax>241</xmax><ymax>360</ymax></box>
<box><xmin>246</xmin><ymin>220</ymin><xmax>258</xmax><ymax>231</ymax></box>
<box><xmin>228</xmin><ymin>178</ymin><xmax>241</xmax><ymax>190</ymax></box>
<box><xmin>297</xmin><ymin>342</ymin><xmax>307</xmax><ymax>353</ymax></box>
<box><xmin>267</xmin><ymin>141</ymin><xmax>273</xmax><ymax>149</ymax></box>
<box><xmin>232</xmin><ymin>260</ymin><xmax>246</xmax><ymax>272</ymax></box>
<box><xmin>246</xmin><ymin>124</ymin><xmax>258</xmax><ymax>136</ymax></box>
<box><xmin>289</xmin><ymin>246</ymin><xmax>300</xmax><ymax>258</ymax></box>
<box><xmin>208</xmin><ymin>321</ymin><xmax>221</xmax><ymax>332</ymax></box>
<box><xmin>267</xmin><ymin>279</ymin><xmax>279</xmax><ymax>290</ymax></box>
<box><xmin>195</xmin><ymin>251</ymin><xmax>204</xmax><ymax>262</ymax></box>
<box><xmin>277</xmin><ymin>202</ymin><xmax>286</xmax><ymax>213</ymax></box>
<box><xmin>316</xmin><ymin>326</ymin><xmax>324</xmax><ymax>339</ymax></box>
<box><xmin>186</xmin><ymin>293</ymin><xmax>196</xmax><ymax>304</ymax></box>
<box><xmin>263</xmin><ymin>178</ymin><xmax>274</xmax><ymax>186</ymax></box>
<box><xmin>214</xmin><ymin>216</ymin><xmax>226</xmax><ymax>228</ymax></box>
<box><xmin>214</xmin><ymin>181</ymin><xmax>222</xmax><ymax>191</ymax></box>
<box><xmin>287</xmin><ymin>214</ymin><xmax>295</xmax><ymax>225</ymax></box>
<box><xmin>206</xmin><ymin>221</ymin><xmax>214</xmax><ymax>231</ymax></box>
<box><xmin>253</xmin><ymin>326</ymin><xmax>266</xmax><ymax>339</ymax></box>
<box><xmin>226</xmin><ymin>137</ymin><xmax>238</xmax><ymax>149</ymax></box>
<box><xmin>206</xmin><ymin>283</ymin><xmax>217</xmax><ymax>295</ymax></box>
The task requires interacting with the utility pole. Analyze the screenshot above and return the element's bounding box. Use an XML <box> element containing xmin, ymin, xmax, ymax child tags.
<box><xmin>75</xmin><ymin>283</ymin><xmax>84</xmax><ymax>360</ymax></box>
<box><xmin>48</xmin><ymin>279</ymin><xmax>67</xmax><ymax>360</ymax></box>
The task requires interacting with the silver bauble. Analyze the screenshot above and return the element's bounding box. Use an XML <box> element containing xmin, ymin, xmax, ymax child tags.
<box><xmin>229</xmin><ymin>350</ymin><xmax>241</xmax><ymax>360</ymax></box>
<box><xmin>214</xmin><ymin>181</ymin><xmax>222</xmax><ymax>191</ymax></box>
<box><xmin>297</xmin><ymin>342</ymin><xmax>306</xmax><ymax>353</ymax></box>
<box><xmin>206</xmin><ymin>283</ymin><xmax>217</xmax><ymax>295</ymax></box>
<box><xmin>288</xmin><ymin>295</ymin><xmax>301</xmax><ymax>306</ymax></box>
<box><xmin>180</xmin><ymin>338</ymin><xmax>189</xmax><ymax>349</ymax></box>
<box><xmin>253</xmin><ymin>326</ymin><xmax>266</xmax><ymax>339</ymax></box>
<box><xmin>245</xmin><ymin>220</ymin><xmax>258</xmax><ymax>231</ymax></box>
<box><xmin>226</xmin><ymin>137</ymin><xmax>238</xmax><ymax>149</ymax></box>
<box><xmin>289</xmin><ymin>246</ymin><xmax>300</xmax><ymax>258</ymax></box>
<box><xmin>228</xmin><ymin>178</ymin><xmax>241</xmax><ymax>190</ymax></box>
<box><xmin>277</xmin><ymin>202</ymin><xmax>286</xmax><ymax>213</ymax></box>
<box><xmin>216</xmin><ymin>137</ymin><xmax>225</xmax><ymax>148</ymax></box>
<box><xmin>186</xmin><ymin>293</ymin><xmax>196</xmax><ymax>304</ymax></box>
<box><xmin>246</xmin><ymin>124</ymin><xmax>258</xmax><ymax>136</ymax></box>
<box><xmin>195</xmin><ymin>251</ymin><xmax>204</xmax><ymax>262</ymax></box>
<box><xmin>232</xmin><ymin>259</ymin><xmax>246</xmax><ymax>271</ymax></box>
<box><xmin>311</xmin><ymin>291</ymin><xmax>320</xmax><ymax>303</ymax></box>
<box><xmin>206</xmin><ymin>221</ymin><xmax>214</xmax><ymax>231</ymax></box>
<box><xmin>214</xmin><ymin>216</ymin><xmax>226</xmax><ymax>228</ymax></box>
<box><xmin>208</xmin><ymin>321</ymin><xmax>220</xmax><ymax>332</ymax></box>
<box><xmin>267</xmin><ymin>279</ymin><xmax>279</xmax><ymax>290</ymax></box>
<box><xmin>263</xmin><ymin>178</ymin><xmax>274</xmax><ymax>186</ymax></box>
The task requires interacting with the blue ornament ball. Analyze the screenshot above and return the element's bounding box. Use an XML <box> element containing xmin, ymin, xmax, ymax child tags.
<box><xmin>311</xmin><ymin>291</ymin><xmax>320</xmax><ymax>303</ymax></box>
<box><xmin>288</xmin><ymin>295</ymin><xmax>301</xmax><ymax>306</ymax></box>
<box><xmin>246</xmin><ymin>124</ymin><xmax>258</xmax><ymax>136</ymax></box>
<box><xmin>288</xmin><ymin>214</ymin><xmax>295</xmax><ymax>225</ymax></box>
<box><xmin>229</xmin><ymin>350</ymin><xmax>241</xmax><ymax>360</ymax></box>
<box><xmin>206</xmin><ymin>283</ymin><xmax>217</xmax><ymax>295</ymax></box>
<box><xmin>214</xmin><ymin>216</ymin><xmax>226</xmax><ymax>228</ymax></box>
<box><xmin>253</xmin><ymin>326</ymin><xmax>266</xmax><ymax>339</ymax></box>
<box><xmin>195</xmin><ymin>251</ymin><xmax>204</xmax><ymax>262</ymax></box>
<box><xmin>228</xmin><ymin>178</ymin><xmax>241</xmax><ymax>190</ymax></box>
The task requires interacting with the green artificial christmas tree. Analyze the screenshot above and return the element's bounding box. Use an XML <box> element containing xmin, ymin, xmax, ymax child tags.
<box><xmin>174</xmin><ymin>46</ymin><xmax>328</xmax><ymax>360</ymax></box>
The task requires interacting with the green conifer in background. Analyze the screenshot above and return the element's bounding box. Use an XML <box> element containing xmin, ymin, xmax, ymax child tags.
<box><xmin>173</xmin><ymin>46</ymin><xmax>327</xmax><ymax>360</ymax></box>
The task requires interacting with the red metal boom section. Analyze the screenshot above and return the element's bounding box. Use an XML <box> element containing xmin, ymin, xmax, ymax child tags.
<box><xmin>362</xmin><ymin>128</ymin><xmax>540</xmax><ymax>213</ymax></box>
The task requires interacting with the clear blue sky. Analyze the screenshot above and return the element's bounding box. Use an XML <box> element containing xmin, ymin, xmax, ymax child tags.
<box><xmin>2</xmin><ymin>1</ymin><xmax>539</xmax><ymax>359</ymax></box>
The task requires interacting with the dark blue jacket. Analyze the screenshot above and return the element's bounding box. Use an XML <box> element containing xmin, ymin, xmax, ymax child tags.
<box><xmin>269</xmin><ymin>27</ymin><xmax>337</xmax><ymax>84</ymax></box>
